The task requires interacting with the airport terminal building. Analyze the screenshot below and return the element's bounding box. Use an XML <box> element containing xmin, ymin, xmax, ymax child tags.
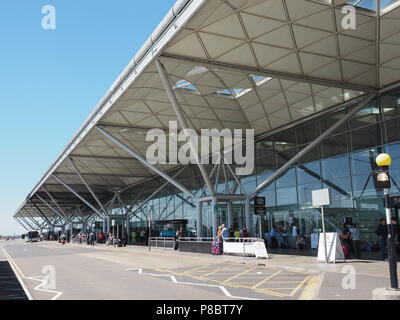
<box><xmin>14</xmin><ymin>0</ymin><xmax>400</xmax><ymax>253</ymax></box>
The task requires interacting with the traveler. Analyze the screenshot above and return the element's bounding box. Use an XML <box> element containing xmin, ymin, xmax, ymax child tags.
<box><xmin>375</xmin><ymin>218</ymin><xmax>388</xmax><ymax>260</ymax></box>
<box><xmin>269</xmin><ymin>225</ymin><xmax>278</xmax><ymax>249</ymax></box>
<box><xmin>350</xmin><ymin>223</ymin><xmax>361</xmax><ymax>259</ymax></box>
<box><xmin>234</xmin><ymin>229</ymin><xmax>240</xmax><ymax>242</ymax></box>
<box><xmin>290</xmin><ymin>223</ymin><xmax>298</xmax><ymax>248</ymax></box>
<box><xmin>221</xmin><ymin>224</ymin><xmax>229</xmax><ymax>242</ymax></box>
<box><xmin>391</xmin><ymin>217</ymin><xmax>400</xmax><ymax>254</ymax></box>
<box><xmin>296</xmin><ymin>232</ymin><xmax>306</xmax><ymax>250</ymax></box>
<box><xmin>89</xmin><ymin>232</ymin><xmax>95</xmax><ymax>246</ymax></box>
<box><xmin>241</xmin><ymin>225</ymin><xmax>249</xmax><ymax>239</ymax></box>
<box><xmin>131</xmin><ymin>231</ymin><xmax>136</xmax><ymax>244</ymax></box>
<box><xmin>340</xmin><ymin>223</ymin><xmax>350</xmax><ymax>252</ymax></box>
<box><xmin>280</xmin><ymin>224</ymin><xmax>288</xmax><ymax>248</ymax></box>
<box><xmin>228</xmin><ymin>226</ymin><xmax>234</xmax><ymax>241</ymax></box>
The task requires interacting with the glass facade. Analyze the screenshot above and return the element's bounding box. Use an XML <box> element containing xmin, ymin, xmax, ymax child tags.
<box><xmin>127</xmin><ymin>89</ymin><xmax>400</xmax><ymax>251</ymax></box>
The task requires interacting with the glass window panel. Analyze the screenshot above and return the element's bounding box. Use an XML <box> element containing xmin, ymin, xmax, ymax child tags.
<box><xmin>318</xmin><ymin>111</ymin><xmax>347</xmax><ymax>134</ymax></box>
<box><xmin>297</xmin><ymin>144</ymin><xmax>319</xmax><ymax>164</ymax></box>
<box><xmin>384</xmin><ymin>118</ymin><xmax>400</xmax><ymax>145</ymax></box>
<box><xmin>350</xmin><ymin>148</ymin><xmax>379</xmax><ymax>175</ymax></box>
<box><xmin>352</xmin><ymin>173</ymin><xmax>381</xmax><ymax>198</ymax></box>
<box><xmin>295</xmin><ymin>122</ymin><xmax>318</xmax><ymax>145</ymax></box>
<box><xmin>276</xmin><ymin>167</ymin><xmax>296</xmax><ymax>188</ymax></box>
<box><xmin>256</xmin><ymin>156</ymin><xmax>274</xmax><ymax>177</ymax></box>
<box><xmin>381</xmin><ymin>91</ymin><xmax>400</xmax><ymax>121</ymax></box>
<box><xmin>322</xmin><ymin>155</ymin><xmax>350</xmax><ymax>179</ymax></box>
<box><xmin>388</xmin><ymin>168</ymin><xmax>400</xmax><ymax>195</ymax></box>
<box><xmin>297</xmin><ymin>161</ymin><xmax>321</xmax><ymax>184</ymax></box>
<box><xmin>275</xmin><ymin>148</ymin><xmax>295</xmax><ymax>167</ymax></box>
<box><xmin>242</xmin><ymin>175</ymin><xmax>256</xmax><ymax>194</ymax></box>
<box><xmin>255</xmin><ymin>140</ymin><xmax>274</xmax><ymax>159</ymax></box>
<box><xmin>348</xmin><ymin>104</ymin><xmax>380</xmax><ymax>130</ymax></box>
<box><xmin>274</xmin><ymin>129</ymin><xmax>295</xmax><ymax>151</ymax></box>
<box><xmin>386</xmin><ymin>142</ymin><xmax>400</xmax><ymax>169</ymax></box>
<box><xmin>322</xmin><ymin>176</ymin><xmax>352</xmax><ymax>201</ymax></box>
<box><xmin>350</xmin><ymin>124</ymin><xmax>382</xmax><ymax>152</ymax></box>
<box><xmin>276</xmin><ymin>186</ymin><xmax>297</xmax><ymax>206</ymax></box>
<box><xmin>321</xmin><ymin>133</ymin><xmax>348</xmax><ymax>158</ymax></box>
<box><xmin>298</xmin><ymin>182</ymin><xmax>322</xmax><ymax>204</ymax></box>
<box><xmin>258</xmin><ymin>188</ymin><xmax>276</xmax><ymax>208</ymax></box>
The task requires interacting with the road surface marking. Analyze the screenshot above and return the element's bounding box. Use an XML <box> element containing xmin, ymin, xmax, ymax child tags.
<box><xmin>25</xmin><ymin>275</ymin><xmax>63</xmax><ymax>300</ymax></box>
<box><xmin>222</xmin><ymin>266</ymin><xmax>259</xmax><ymax>283</ymax></box>
<box><xmin>252</xmin><ymin>270</ymin><xmax>282</xmax><ymax>289</ymax></box>
<box><xmin>126</xmin><ymin>268</ymin><xmax>259</xmax><ymax>300</ymax></box>
<box><xmin>289</xmin><ymin>275</ymin><xmax>311</xmax><ymax>297</ymax></box>
<box><xmin>298</xmin><ymin>274</ymin><xmax>323</xmax><ymax>300</ymax></box>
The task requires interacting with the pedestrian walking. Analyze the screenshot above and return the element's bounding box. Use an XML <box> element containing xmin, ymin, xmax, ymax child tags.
<box><xmin>375</xmin><ymin>218</ymin><xmax>388</xmax><ymax>260</ymax></box>
<box><xmin>350</xmin><ymin>223</ymin><xmax>361</xmax><ymax>259</ymax></box>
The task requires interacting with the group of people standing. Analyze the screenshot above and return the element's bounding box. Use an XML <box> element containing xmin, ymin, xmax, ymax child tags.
<box><xmin>266</xmin><ymin>223</ymin><xmax>306</xmax><ymax>250</ymax></box>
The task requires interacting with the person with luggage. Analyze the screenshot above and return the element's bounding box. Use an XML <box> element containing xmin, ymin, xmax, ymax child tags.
<box><xmin>212</xmin><ymin>226</ymin><xmax>223</xmax><ymax>255</ymax></box>
<box><xmin>340</xmin><ymin>223</ymin><xmax>352</xmax><ymax>259</ymax></box>
<box><xmin>375</xmin><ymin>218</ymin><xmax>388</xmax><ymax>260</ymax></box>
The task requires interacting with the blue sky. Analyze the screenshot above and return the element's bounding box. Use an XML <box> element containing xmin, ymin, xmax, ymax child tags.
<box><xmin>0</xmin><ymin>0</ymin><xmax>176</xmax><ymax>235</ymax></box>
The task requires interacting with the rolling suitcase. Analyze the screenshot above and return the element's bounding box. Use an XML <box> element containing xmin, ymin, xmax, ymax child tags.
<box><xmin>211</xmin><ymin>241</ymin><xmax>222</xmax><ymax>255</ymax></box>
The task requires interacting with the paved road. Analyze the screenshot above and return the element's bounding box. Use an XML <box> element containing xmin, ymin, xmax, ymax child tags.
<box><xmin>0</xmin><ymin>240</ymin><xmax>392</xmax><ymax>300</ymax></box>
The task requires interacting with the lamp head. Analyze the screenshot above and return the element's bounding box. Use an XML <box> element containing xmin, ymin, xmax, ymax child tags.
<box><xmin>376</xmin><ymin>153</ymin><xmax>391</xmax><ymax>167</ymax></box>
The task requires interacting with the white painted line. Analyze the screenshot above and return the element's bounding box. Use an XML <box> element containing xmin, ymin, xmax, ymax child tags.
<box><xmin>25</xmin><ymin>275</ymin><xmax>63</xmax><ymax>300</ymax></box>
<box><xmin>126</xmin><ymin>268</ymin><xmax>260</xmax><ymax>300</ymax></box>
<box><xmin>0</xmin><ymin>245</ymin><xmax>33</xmax><ymax>300</ymax></box>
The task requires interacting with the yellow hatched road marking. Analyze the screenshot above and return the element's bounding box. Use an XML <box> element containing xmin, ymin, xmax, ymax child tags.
<box><xmin>182</xmin><ymin>264</ymin><xmax>213</xmax><ymax>275</ymax></box>
<box><xmin>298</xmin><ymin>275</ymin><xmax>322</xmax><ymax>300</ymax></box>
<box><xmin>200</xmin><ymin>264</ymin><xmax>237</xmax><ymax>278</ymax></box>
<box><xmin>289</xmin><ymin>275</ymin><xmax>311</xmax><ymax>297</ymax></box>
<box><xmin>251</xmin><ymin>270</ymin><xmax>282</xmax><ymax>289</ymax></box>
<box><xmin>222</xmin><ymin>266</ymin><xmax>259</xmax><ymax>283</ymax></box>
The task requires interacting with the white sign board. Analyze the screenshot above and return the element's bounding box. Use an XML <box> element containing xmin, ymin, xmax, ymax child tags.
<box><xmin>312</xmin><ymin>188</ymin><xmax>330</xmax><ymax>207</ymax></box>
<box><xmin>223</xmin><ymin>241</ymin><xmax>268</xmax><ymax>259</ymax></box>
<box><xmin>253</xmin><ymin>241</ymin><xmax>268</xmax><ymax>259</ymax></box>
<box><xmin>311</xmin><ymin>233</ymin><xmax>319</xmax><ymax>249</ymax></box>
<box><xmin>317</xmin><ymin>232</ymin><xmax>345</xmax><ymax>263</ymax></box>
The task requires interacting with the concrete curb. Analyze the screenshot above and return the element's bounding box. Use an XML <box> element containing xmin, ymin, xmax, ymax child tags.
<box><xmin>372</xmin><ymin>287</ymin><xmax>400</xmax><ymax>300</ymax></box>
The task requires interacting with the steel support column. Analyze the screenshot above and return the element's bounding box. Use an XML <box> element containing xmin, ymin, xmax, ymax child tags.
<box><xmin>52</xmin><ymin>174</ymin><xmax>105</xmax><ymax>219</ymax></box>
<box><xmin>156</xmin><ymin>59</ymin><xmax>215</xmax><ymax>198</ymax></box>
<box><xmin>15</xmin><ymin>217</ymin><xmax>29</xmax><ymax>231</ymax></box>
<box><xmin>227</xmin><ymin>201</ymin><xmax>233</xmax><ymax>229</ymax></box>
<box><xmin>196</xmin><ymin>201</ymin><xmax>203</xmax><ymax>238</ymax></box>
<box><xmin>69</xmin><ymin>158</ymin><xmax>108</xmax><ymax>217</ymax></box>
<box><xmin>212</xmin><ymin>197</ymin><xmax>218</xmax><ymax>239</ymax></box>
<box><xmin>95</xmin><ymin>126</ymin><xmax>196</xmax><ymax>199</ymax></box>
<box><xmin>43</xmin><ymin>187</ymin><xmax>72</xmax><ymax>223</ymax></box>
<box><xmin>251</xmin><ymin>93</ymin><xmax>376</xmax><ymax>197</ymax></box>
<box><xmin>244</xmin><ymin>196</ymin><xmax>252</xmax><ymax>236</ymax></box>
<box><xmin>36</xmin><ymin>194</ymin><xmax>68</xmax><ymax>225</ymax></box>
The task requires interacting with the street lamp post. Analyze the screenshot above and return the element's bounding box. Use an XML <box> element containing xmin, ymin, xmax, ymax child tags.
<box><xmin>376</xmin><ymin>153</ymin><xmax>399</xmax><ymax>290</ymax></box>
